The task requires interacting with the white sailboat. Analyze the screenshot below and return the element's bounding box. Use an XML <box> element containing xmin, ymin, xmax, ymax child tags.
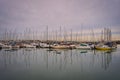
<box><xmin>51</xmin><ymin>44</ymin><xmax>70</xmax><ymax>49</ymax></box>
<box><xmin>21</xmin><ymin>44</ymin><xmax>36</xmax><ymax>48</ymax></box>
<box><xmin>75</xmin><ymin>43</ymin><xmax>91</xmax><ymax>50</ymax></box>
<box><xmin>0</xmin><ymin>43</ymin><xmax>12</xmax><ymax>49</ymax></box>
<box><xmin>40</xmin><ymin>43</ymin><xmax>50</xmax><ymax>48</ymax></box>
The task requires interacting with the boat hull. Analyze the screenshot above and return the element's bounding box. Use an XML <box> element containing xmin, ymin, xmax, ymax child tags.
<box><xmin>76</xmin><ymin>47</ymin><xmax>91</xmax><ymax>50</ymax></box>
<box><xmin>95</xmin><ymin>47</ymin><xmax>112</xmax><ymax>50</ymax></box>
<box><xmin>75</xmin><ymin>43</ymin><xmax>91</xmax><ymax>50</ymax></box>
<box><xmin>51</xmin><ymin>45</ymin><xmax>70</xmax><ymax>49</ymax></box>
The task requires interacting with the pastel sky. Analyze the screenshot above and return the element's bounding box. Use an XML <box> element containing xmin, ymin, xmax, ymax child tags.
<box><xmin>0</xmin><ymin>0</ymin><xmax>120</xmax><ymax>40</ymax></box>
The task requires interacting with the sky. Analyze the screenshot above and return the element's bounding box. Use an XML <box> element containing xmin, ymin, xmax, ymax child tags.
<box><xmin>0</xmin><ymin>0</ymin><xmax>120</xmax><ymax>40</ymax></box>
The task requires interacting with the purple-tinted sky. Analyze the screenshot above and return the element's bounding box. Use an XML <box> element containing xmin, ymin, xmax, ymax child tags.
<box><xmin>0</xmin><ymin>0</ymin><xmax>120</xmax><ymax>40</ymax></box>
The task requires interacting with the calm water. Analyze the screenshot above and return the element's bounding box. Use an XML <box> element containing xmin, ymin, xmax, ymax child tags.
<box><xmin>0</xmin><ymin>46</ymin><xmax>120</xmax><ymax>80</ymax></box>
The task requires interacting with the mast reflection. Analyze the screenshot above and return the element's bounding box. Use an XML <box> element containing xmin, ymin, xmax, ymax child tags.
<box><xmin>0</xmin><ymin>49</ymin><xmax>116</xmax><ymax>71</ymax></box>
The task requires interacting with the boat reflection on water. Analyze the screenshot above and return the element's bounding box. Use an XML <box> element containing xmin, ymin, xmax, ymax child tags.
<box><xmin>94</xmin><ymin>50</ymin><xmax>113</xmax><ymax>70</ymax></box>
<box><xmin>0</xmin><ymin>49</ymin><xmax>116</xmax><ymax>79</ymax></box>
<box><xmin>80</xmin><ymin>50</ymin><xmax>88</xmax><ymax>53</ymax></box>
<box><xmin>0</xmin><ymin>49</ymin><xmax>116</xmax><ymax>71</ymax></box>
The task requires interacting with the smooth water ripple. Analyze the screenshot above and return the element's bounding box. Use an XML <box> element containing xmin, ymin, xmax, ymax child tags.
<box><xmin>0</xmin><ymin>47</ymin><xmax>120</xmax><ymax>80</ymax></box>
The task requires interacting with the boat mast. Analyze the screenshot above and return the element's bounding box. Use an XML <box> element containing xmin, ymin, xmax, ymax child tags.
<box><xmin>91</xmin><ymin>28</ymin><xmax>95</xmax><ymax>44</ymax></box>
<box><xmin>101</xmin><ymin>30</ymin><xmax>103</xmax><ymax>42</ymax></box>
<box><xmin>63</xmin><ymin>27</ymin><xmax>66</xmax><ymax>42</ymax></box>
<box><xmin>56</xmin><ymin>30</ymin><xmax>58</xmax><ymax>42</ymax></box>
<box><xmin>80</xmin><ymin>24</ymin><xmax>83</xmax><ymax>42</ymax></box>
<box><xmin>70</xmin><ymin>29</ymin><xmax>72</xmax><ymax>42</ymax></box>
<box><xmin>46</xmin><ymin>26</ymin><xmax>48</xmax><ymax>41</ymax></box>
<box><xmin>76</xmin><ymin>32</ymin><xmax>78</xmax><ymax>42</ymax></box>
<box><xmin>59</xmin><ymin>26</ymin><xmax>62</xmax><ymax>41</ymax></box>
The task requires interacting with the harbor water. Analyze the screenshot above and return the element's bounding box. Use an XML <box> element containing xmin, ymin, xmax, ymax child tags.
<box><xmin>0</xmin><ymin>46</ymin><xmax>120</xmax><ymax>80</ymax></box>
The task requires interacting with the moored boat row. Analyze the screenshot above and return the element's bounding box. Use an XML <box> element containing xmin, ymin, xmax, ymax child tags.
<box><xmin>0</xmin><ymin>41</ymin><xmax>117</xmax><ymax>51</ymax></box>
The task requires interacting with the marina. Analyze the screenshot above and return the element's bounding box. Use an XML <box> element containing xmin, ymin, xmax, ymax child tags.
<box><xmin>0</xmin><ymin>0</ymin><xmax>120</xmax><ymax>80</ymax></box>
<box><xmin>0</xmin><ymin>40</ymin><xmax>118</xmax><ymax>50</ymax></box>
<box><xmin>0</xmin><ymin>28</ymin><xmax>119</xmax><ymax>80</ymax></box>
<box><xmin>0</xmin><ymin>27</ymin><xmax>118</xmax><ymax>51</ymax></box>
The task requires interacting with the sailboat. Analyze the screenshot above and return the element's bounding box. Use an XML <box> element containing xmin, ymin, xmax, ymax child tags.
<box><xmin>75</xmin><ymin>43</ymin><xmax>91</xmax><ymax>50</ymax></box>
<box><xmin>51</xmin><ymin>44</ymin><xmax>70</xmax><ymax>49</ymax></box>
<box><xmin>95</xmin><ymin>43</ymin><xmax>112</xmax><ymax>50</ymax></box>
<box><xmin>75</xmin><ymin>25</ymin><xmax>91</xmax><ymax>50</ymax></box>
<box><xmin>95</xmin><ymin>28</ymin><xmax>116</xmax><ymax>50</ymax></box>
<box><xmin>40</xmin><ymin>42</ymin><xmax>50</xmax><ymax>48</ymax></box>
<box><xmin>95</xmin><ymin>42</ymin><xmax>117</xmax><ymax>50</ymax></box>
<box><xmin>0</xmin><ymin>43</ymin><xmax>12</xmax><ymax>49</ymax></box>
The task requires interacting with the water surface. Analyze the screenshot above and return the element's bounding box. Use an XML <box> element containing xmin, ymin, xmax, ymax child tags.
<box><xmin>0</xmin><ymin>46</ymin><xmax>120</xmax><ymax>80</ymax></box>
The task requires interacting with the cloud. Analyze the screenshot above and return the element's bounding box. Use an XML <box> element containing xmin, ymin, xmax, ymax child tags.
<box><xmin>0</xmin><ymin>0</ymin><xmax>120</xmax><ymax>40</ymax></box>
